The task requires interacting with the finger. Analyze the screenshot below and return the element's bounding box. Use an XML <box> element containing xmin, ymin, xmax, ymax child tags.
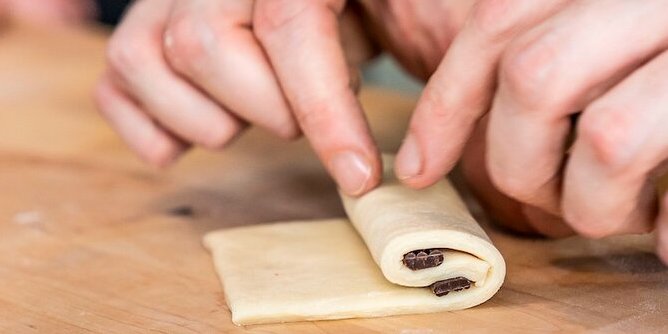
<box><xmin>562</xmin><ymin>50</ymin><xmax>668</xmax><ymax>238</ymax></box>
<box><xmin>254</xmin><ymin>0</ymin><xmax>381</xmax><ymax>196</ymax></box>
<box><xmin>521</xmin><ymin>206</ymin><xmax>574</xmax><ymax>238</ymax></box>
<box><xmin>356</xmin><ymin>0</ymin><xmax>476</xmax><ymax>80</ymax></box>
<box><xmin>657</xmin><ymin>193</ymin><xmax>668</xmax><ymax>265</ymax></box>
<box><xmin>163</xmin><ymin>0</ymin><xmax>299</xmax><ymax>139</ymax></box>
<box><xmin>94</xmin><ymin>73</ymin><xmax>186</xmax><ymax>167</ymax></box>
<box><xmin>338</xmin><ymin>2</ymin><xmax>379</xmax><ymax>69</ymax></box>
<box><xmin>461</xmin><ymin>116</ymin><xmax>574</xmax><ymax>237</ymax></box>
<box><xmin>106</xmin><ymin>0</ymin><xmax>244</xmax><ymax>150</ymax></box>
<box><xmin>487</xmin><ymin>0</ymin><xmax>668</xmax><ymax>214</ymax></box>
<box><xmin>395</xmin><ymin>0</ymin><xmax>569</xmax><ymax>187</ymax></box>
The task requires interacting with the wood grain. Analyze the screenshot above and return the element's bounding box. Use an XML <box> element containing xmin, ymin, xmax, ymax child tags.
<box><xmin>0</xmin><ymin>24</ymin><xmax>666</xmax><ymax>333</ymax></box>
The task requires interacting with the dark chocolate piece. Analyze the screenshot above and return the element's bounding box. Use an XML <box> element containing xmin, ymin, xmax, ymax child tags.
<box><xmin>402</xmin><ymin>249</ymin><xmax>444</xmax><ymax>270</ymax></box>
<box><xmin>430</xmin><ymin>277</ymin><xmax>473</xmax><ymax>297</ymax></box>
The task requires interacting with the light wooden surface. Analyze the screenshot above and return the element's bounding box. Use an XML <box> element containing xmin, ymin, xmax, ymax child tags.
<box><xmin>0</xmin><ymin>24</ymin><xmax>666</xmax><ymax>334</ymax></box>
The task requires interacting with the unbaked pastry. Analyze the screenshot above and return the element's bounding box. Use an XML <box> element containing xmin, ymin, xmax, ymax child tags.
<box><xmin>204</xmin><ymin>155</ymin><xmax>505</xmax><ymax>325</ymax></box>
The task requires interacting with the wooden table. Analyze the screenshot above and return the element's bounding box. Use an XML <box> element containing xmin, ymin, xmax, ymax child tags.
<box><xmin>0</xmin><ymin>24</ymin><xmax>666</xmax><ymax>333</ymax></box>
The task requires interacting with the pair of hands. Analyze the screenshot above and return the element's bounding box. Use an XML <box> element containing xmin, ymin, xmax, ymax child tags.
<box><xmin>96</xmin><ymin>0</ymin><xmax>668</xmax><ymax>264</ymax></box>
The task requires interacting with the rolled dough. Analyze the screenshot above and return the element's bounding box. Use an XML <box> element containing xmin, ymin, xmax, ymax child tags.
<box><xmin>204</xmin><ymin>155</ymin><xmax>505</xmax><ymax>325</ymax></box>
<box><xmin>339</xmin><ymin>155</ymin><xmax>505</xmax><ymax>298</ymax></box>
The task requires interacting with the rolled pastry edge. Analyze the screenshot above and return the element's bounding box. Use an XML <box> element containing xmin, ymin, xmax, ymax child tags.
<box><xmin>340</xmin><ymin>154</ymin><xmax>506</xmax><ymax>308</ymax></box>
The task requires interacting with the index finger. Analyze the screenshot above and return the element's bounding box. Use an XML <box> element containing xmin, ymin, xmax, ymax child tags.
<box><xmin>253</xmin><ymin>0</ymin><xmax>381</xmax><ymax>196</ymax></box>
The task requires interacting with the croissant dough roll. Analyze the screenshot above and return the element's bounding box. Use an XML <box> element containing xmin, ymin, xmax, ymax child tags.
<box><xmin>204</xmin><ymin>155</ymin><xmax>506</xmax><ymax>325</ymax></box>
<box><xmin>340</xmin><ymin>155</ymin><xmax>505</xmax><ymax>308</ymax></box>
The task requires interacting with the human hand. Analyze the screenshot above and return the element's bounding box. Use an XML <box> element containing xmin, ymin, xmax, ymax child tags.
<box><xmin>96</xmin><ymin>0</ymin><xmax>385</xmax><ymax>196</ymax></box>
<box><xmin>394</xmin><ymin>0</ymin><xmax>668</xmax><ymax>263</ymax></box>
<box><xmin>95</xmin><ymin>0</ymin><xmax>483</xmax><ymax>196</ymax></box>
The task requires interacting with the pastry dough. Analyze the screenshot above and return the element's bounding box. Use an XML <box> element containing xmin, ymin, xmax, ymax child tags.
<box><xmin>339</xmin><ymin>155</ymin><xmax>505</xmax><ymax>301</ymax></box>
<box><xmin>204</xmin><ymin>155</ymin><xmax>505</xmax><ymax>325</ymax></box>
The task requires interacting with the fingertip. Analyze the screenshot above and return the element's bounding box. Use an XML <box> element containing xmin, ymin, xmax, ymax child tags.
<box><xmin>394</xmin><ymin>134</ymin><xmax>449</xmax><ymax>189</ymax></box>
<box><xmin>330</xmin><ymin>150</ymin><xmax>381</xmax><ymax>197</ymax></box>
<box><xmin>138</xmin><ymin>135</ymin><xmax>184</xmax><ymax>168</ymax></box>
<box><xmin>395</xmin><ymin>133</ymin><xmax>422</xmax><ymax>181</ymax></box>
<box><xmin>96</xmin><ymin>83</ymin><xmax>186</xmax><ymax>168</ymax></box>
<box><xmin>522</xmin><ymin>205</ymin><xmax>575</xmax><ymax>238</ymax></box>
<box><xmin>273</xmin><ymin>120</ymin><xmax>302</xmax><ymax>141</ymax></box>
<box><xmin>142</xmin><ymin>153</ymin><xmax>178</xmax><ymax>169</ymax></box>
<box><xmin>198</xmin><ymin>118</ymin><xmax>246</xmax><ymax>150</ymax></box>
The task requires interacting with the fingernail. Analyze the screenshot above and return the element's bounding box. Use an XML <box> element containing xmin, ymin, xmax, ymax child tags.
<box><xmin>395</xmin><ymin>134</ymin><xmax>422</xmax><ymax>180</ymax></box>
<box><xmin>329</xmin><ymin>150</ymin><xmax>372</xmax><ymax>196</ymax></box>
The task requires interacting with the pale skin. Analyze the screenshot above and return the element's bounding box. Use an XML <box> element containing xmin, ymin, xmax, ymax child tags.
<box><xmin>0</xmin><ymin>0</ymin><xmax>94</xmax><ymax>25</ymax></box>
<box><xmin>95</xmin><ymin>0</ymin><xmax>668</xmax><ymax>265</ymax></box>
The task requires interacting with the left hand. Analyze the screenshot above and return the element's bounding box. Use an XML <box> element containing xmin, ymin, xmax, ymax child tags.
<box><xmin>392</xmin><ymin>0</ymin><xmax>668</xmax><ymax>263</ymax></box>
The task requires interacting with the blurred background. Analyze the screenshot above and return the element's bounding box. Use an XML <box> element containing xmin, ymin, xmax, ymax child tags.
<box><xmin>364</xmin><ymin>55</ymin><xmax>423</xmax><ymax>95</ymax></box>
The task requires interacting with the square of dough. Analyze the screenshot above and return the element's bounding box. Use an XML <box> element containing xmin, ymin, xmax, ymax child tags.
<box><xmin>204</xmin><ymin>219</ymin><xmax>485</xmax><ymax>325</ymax></box>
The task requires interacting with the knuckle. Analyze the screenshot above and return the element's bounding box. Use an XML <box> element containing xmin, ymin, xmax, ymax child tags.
<box><xmin>106</xmin><ymin>35</ymin><xmax>151</xmax><ymax>79</ymax></box>
<box><xmin>417</xmin><ymin>83</ymin><xmax>482</xmax><ymax>128</ymax></box>
<box><xmin>577</xmin><ymin>107</ymin><xmax>633</xmax><ymax>171</ymax></box>
<box><xmin>253</xmin><ymin>1</ymin><xmax>297</xmax><ymax>33</ymax></box>
<box><xmin>420</xmin><ymin>89</ymin><xmax>457</xmax><ymax>124</ymax></box>
<box><xmin>252</xmin><ymin>102</ymin><xmax>301</xmax><ymax>140</ymax></box>
<box><xmin>274</xmin><ymin>120</ymin><xmax>301</xmax><ymax>140</ymax></box>
<box><xmin>253</xmin><ymin>0</ymin><xmax>320</xmax><ymax>41</ymax></box>
<box><xmin>500</xmin><ymin>39</ymin><xmax>558</xmax><ymax>108</ymax></box>
<box><xmin>164</xmin><ymin>15</ymin><xmax>218</xmax><ymax>73</ymax></box>
<box><xmin>295</xmin><ymin>109</ymin><xmax>325</xmax><ymax>131</ymax></box>
<box><xmin>421</xmin><ymin>87</ymin><xmax>481</xmax><ymax>127</ymax></box>
<box><xmin>292</xmin><ymin>99</ymin><xmax>330</xmax><ymax>132</ymax></box>
<box><xmin>469</xmin><ymin>0</ymin><xmax>518</xmax><ymax>41</ymax></box>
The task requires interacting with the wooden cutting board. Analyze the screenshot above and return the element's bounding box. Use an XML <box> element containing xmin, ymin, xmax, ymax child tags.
<box><xmin>0</xmin><ymin>24</ymin><xmax>666</xmax><ymax>333</ymax></box>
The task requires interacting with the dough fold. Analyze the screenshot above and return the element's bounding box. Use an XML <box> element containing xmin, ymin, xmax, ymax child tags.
<box><xmin>204</xmin><ymin>155</ymin><xmax>506</xmax><ymax>324</ymax></box>
<box><xmin>339</xmin><ymin>155</ymin><xmax>505</xmax><ymax>309</ymax></box>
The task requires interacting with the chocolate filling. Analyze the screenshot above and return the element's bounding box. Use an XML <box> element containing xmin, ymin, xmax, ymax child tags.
<box><xmin>430</xmin><ymin>277</ymin><xmax>473</xmax><ymax>297</ymax></box>
<box><xmin>402</xmin><ymin>249</ymin><xmax>444</xmax><ymax>270</ymax></box>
